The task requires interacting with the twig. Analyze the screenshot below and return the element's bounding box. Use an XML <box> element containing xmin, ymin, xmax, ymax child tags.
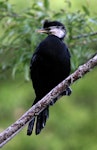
<box><xmin>72</xmin><ymin>31</ymin><xmax>97</xmax><ymax>39</ymax></box>
<box><xmin>0</xmin><ymin>54</ymin><xmax>97</xmax><ymax>148</ymax></box>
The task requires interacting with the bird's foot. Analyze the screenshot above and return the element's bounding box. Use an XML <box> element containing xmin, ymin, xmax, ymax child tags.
<box><xmin>61</xmin><ymin>87</ymin><xmax>72</xmax><ymax>96</ymax></box>
<box><xmin>50</xmin><ymin>97</ymin><xmax>58</xmax><ymax>105</ymax></box>
<box><xmin>50</xmin><ymin>87</ymin><xmax>72</xmax><ymax>106</ymax></box>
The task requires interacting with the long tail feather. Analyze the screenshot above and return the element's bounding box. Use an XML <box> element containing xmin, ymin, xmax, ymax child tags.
<box><xmin>27</xmin><ymin>118</ymin><xmax>35</xmax><ymax>135</ymax></box>
<box><xmin>35</xmin><ymin>107</ymin><xmax>49</xmax><ymax>135</ymax></box>
<box><xmin>27</xmin><ymin>106</ymin><xmax>49</xmax><ymax>135</ymax></box>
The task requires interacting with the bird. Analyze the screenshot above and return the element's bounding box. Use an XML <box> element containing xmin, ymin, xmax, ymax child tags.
<box><xmin>27</xmin><ymin>20</ymin><xmax>71</xmax><ymax>136</ymax></box>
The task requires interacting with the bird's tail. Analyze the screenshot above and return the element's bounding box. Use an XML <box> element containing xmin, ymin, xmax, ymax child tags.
<box><xmin>27</xmin><ymin>106</ymin><xmax>49</xmax><ymax>135</ymax></box>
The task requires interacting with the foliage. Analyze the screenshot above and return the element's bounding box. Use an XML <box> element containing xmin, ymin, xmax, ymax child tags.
<box><xmin>0</xmin><ymin>0</ymin><xmax>97</xmax><ymax>80</ymax></box>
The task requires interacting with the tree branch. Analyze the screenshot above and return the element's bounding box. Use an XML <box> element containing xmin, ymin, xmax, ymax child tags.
<box><xmin>0</xmin><ymin>54</ymin><xmax>97</xmax><ymax>148</ymax></box>
<box><xmin>72</xmin><ymin>31</ymin><xmax>97</xmax><ymax>39</ymax></box>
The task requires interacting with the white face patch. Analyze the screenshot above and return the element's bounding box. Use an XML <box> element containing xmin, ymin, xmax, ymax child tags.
<box><xmin>49</xmin><ymin>26</ymin><xmax>66</xmax><ymax>38</ymax></box>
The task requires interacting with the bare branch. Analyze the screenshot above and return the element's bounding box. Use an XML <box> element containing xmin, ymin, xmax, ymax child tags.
<box><xmin>72</xmin><ymin>31</ymin><xmax>97</xmax><ymax>39</ymax></box>
<box><xmin>0</xmin><ymin>54</ymin><xmax>97</xmax><ymax>148</ymax></box>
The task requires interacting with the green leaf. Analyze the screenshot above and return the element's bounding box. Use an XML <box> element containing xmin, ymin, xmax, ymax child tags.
<box><xmin>24</xmin><ymin>64</ymin><xmax>30</xmax><ymax>81</ymax></box>
<box><xmin>12</xmin><ymin>64</ymin><xmax>18</xmax><ymax>79</ymax></box>
<box><xmin>82</xmin><ymin>5</ymin><xmax>90</xmax><ymax>15</ymax></box>
<box><xmin>65</xmin><ymin>0</ymin><xmax>71</xmax><ymax>8</ymax></box>
<box><xmin>44</xmin><ymin>0</ymin><xmax>49</xmax><ymax>10</ymax></box>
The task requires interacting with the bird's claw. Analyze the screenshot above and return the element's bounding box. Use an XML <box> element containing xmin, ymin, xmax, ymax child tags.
<box><xmin>50</xmin><ymin>87</ymin><xmax>72</xmax><ymax>106</ymax></box>
<box><xmin>62</xmin><ymin>87</ymin><xmax>72</xmax><ymax>96</ymax></box>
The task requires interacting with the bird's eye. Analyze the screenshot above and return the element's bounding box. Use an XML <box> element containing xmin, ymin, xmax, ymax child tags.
<box><xmin>56</xmin><ymin>26</ymin><xmax>64</xmax><ymax>30</ymax></box>
<box><xmin>60</xmin><ymin>26</ymin><xmax>64</xmax><ymax>29</ymax></box>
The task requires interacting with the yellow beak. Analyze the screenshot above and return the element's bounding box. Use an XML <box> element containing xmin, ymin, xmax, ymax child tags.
<box><xmin>36</xmin><ymin>29</ymin><xmax>48</xmax><ymax>33</ymax></box>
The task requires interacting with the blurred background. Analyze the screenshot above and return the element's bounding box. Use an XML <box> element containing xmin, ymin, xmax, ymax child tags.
<box><xmin>0</xmin><ymin>0</ymin><xmax>97</xmax><ymax>150</ymax></box>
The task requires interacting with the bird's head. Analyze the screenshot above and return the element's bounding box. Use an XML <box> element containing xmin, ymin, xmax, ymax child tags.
<box><xmin>37</xmin><ymin>20</ymin><xmax>66</xmax><ymax>39</ymax></box>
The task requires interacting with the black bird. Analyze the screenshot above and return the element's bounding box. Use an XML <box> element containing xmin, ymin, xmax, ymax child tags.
<box><xmin>27</xmin><ymin>20</ymin><xmax>71</xmax><ymax>135</ymax></box>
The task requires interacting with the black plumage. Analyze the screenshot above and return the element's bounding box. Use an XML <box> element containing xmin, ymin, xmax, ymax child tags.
<box><xmin>27</xmin><ymin>20</ymin><xmax>71</xmax><ymax>135</ymax></box>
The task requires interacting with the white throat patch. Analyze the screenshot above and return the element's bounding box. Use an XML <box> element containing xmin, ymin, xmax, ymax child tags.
<box><xmin>50</xmin><ymin>27</ymin><xmax>66</xmax><ymax>38</ymax></box>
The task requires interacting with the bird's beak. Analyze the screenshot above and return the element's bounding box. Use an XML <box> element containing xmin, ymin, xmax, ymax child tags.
<box><xmin>36</xmin><ymin>29</ymin><xmax>48</xmax><ymax>34</ymax></box>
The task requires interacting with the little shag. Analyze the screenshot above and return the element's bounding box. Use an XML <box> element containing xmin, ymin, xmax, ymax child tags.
<box><xmin>27</xmin><ymin>20</ymin><xmax>71</xmax><ymax>135</ymax></box>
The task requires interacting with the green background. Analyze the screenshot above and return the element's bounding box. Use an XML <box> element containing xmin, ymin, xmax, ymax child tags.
<box><xmin>0</xmin><ymin>0</ymin><xmax>97</xmax><ymax>150</ymax></box>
